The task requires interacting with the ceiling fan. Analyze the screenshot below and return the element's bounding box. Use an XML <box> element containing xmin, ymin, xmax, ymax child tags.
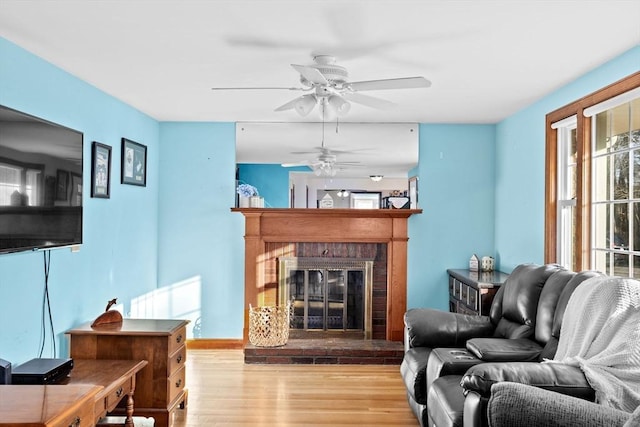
<box><xmin>281</xmin><ymin>147</ymin><xmax>362</xmax><ymax>177</ymax></box>
<box><xmin>211</xmin><ymin>54</ymin><xmax>431</xmax><ymax>118</ymax></box>
<box><xmin>281</xmin><ymin>129</ymin><xmax>364</xmax><ymax>177</ymax></box>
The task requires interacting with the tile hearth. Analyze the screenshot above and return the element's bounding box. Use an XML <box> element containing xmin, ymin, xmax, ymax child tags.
<box><xmin>244</xmin><ymin>338</ymin><xmax>404</xmax><ymax>365</ymax></box>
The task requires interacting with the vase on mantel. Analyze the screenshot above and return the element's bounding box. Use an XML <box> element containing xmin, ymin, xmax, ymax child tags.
<box><xmin>249</xmin><ymin>196</ymin><xmax>264</xmax><ymax>208</ymax></box>
<box><xmin>239</xmin><ymin>196</ymin><xmax>250</xmax><ymax>208</ymax></box>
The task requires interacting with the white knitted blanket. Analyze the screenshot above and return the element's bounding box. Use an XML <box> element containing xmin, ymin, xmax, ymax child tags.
<box><xmin>552</xmin><ymin>276</ymin><xmax>640</xmax><ymax>412</ymax></box>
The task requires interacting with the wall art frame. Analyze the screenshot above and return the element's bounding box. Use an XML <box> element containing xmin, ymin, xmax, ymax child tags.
<box><xmin>91</xmin><ymin>141</ymin><xmax>112</xmax><ymax>198</ymax></box>
<box><xmin>121</xmin><ymin>138</ymin><xmax>147</xmax><ymax>186</ymax></box>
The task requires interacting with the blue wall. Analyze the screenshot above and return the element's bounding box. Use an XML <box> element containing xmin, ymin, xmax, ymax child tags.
<box><xmin>407</xmin><ymin>124</ymin><xmax>496</xmax><ymax>310</ymax></box>
<box><xmin>237</xmin><ymin>163</ymin><xmax>309</xmax><ymax>208</ymax></box>
<box><xmin>157</xmin><ymin>122</ymin><xmax>244</xmax><ymax>338</ymax></box>
<box><xmin>0</xmin><ymin>37</ymin><xmax>160</xmax><ymax>364</ymax></box>
<box><xmin>495</xmin><ymin>46</ymin><xmax>640</xmax><ymax>271</ymax></box>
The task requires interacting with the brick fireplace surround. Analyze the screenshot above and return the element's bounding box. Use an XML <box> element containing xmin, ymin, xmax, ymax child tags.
<box><xmin>234</xmin><ymin>208</ymin><xmax>421</xmax><ymax>364</ymax></box>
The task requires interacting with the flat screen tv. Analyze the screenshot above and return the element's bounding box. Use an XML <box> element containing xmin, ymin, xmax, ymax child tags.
<box><xmin>0</xmin><ymin>105</ymin><xmax>83</xmax><ymax>254</ymax></box>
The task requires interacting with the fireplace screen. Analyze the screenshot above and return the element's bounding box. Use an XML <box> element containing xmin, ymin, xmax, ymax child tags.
<box><xmin>279</xmin><ymin>257</ymin><xmax>373</xmax><ymax>337</ymax></box>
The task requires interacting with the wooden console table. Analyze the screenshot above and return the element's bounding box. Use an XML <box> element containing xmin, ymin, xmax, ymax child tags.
<box><xmin>66</xmin><ymin>319</ymin><xmax>189</xmax><ymax>427</ymax></box>
<box><xmin>0</xmin><ymin>384</ymin><xmax>101</xmax><ymax>427</ymax></box>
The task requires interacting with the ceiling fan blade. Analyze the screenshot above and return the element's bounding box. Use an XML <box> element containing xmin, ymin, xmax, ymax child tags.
<box><xmin>281</xmin><ymin>161</ymin><xmax>311</xmax><ymax>167</ymax></box>
<box><xmin>342</xmin><ymin>92</ymin><xmax>396</xmax><ymax>110</ymax></box>
<box><xmin>274</xmin><ymin>97</ymin><xmax>303</xmax><ymax>112</ymax></box>
<box><xmin>291</xmin><ymin>64</ymin><xmax>328</xmax><ymax>85</ymax></box>
<box><xmin>291</xmin><ymin>146</ymin><xmax>371</xmax><ymax>155</ymax></box>
<box><xmin>290</xmin><ymin>146</ymin><xmax>328</xmax><ymax>155</ymax></box>
<box><xmin>211</xmin><ymin>86</ymin><xmax>306</xmax><ymax>91</ymax></box>
<box><xmin>348</xmin><ymin>76</ymin><xmax>431</xmax><ymax>91</ymax></box>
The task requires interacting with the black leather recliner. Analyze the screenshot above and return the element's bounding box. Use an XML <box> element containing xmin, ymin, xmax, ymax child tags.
<box><xmin>425</xmin><ymin>268</ymin><xmax>603</xmax><ymax>427</ymax></box>
<box><xmin>401</xmin><ymin>263</ymin><xmax>603</xmax><ymax>427</ymax></box>
<box><xmin>401</xmin><ymin>263</ymin><xmax>560</xmax><ymax>425</ymax></box>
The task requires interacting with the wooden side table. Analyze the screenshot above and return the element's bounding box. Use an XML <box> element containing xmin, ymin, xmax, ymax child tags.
<box><xmin>447</xmin><ymin>269</ymin><xmax>509</xmax><ymax>316</ymax></box>
<box><xmin>66</xmin><ymin>319</ymin><xmax>189</xmax><ymax>427</ymax></box>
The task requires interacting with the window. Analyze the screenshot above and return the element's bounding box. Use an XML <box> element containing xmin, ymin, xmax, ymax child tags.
<box><xmin>546</xmin><ymin>72</ymin><xmax>640</xmax><ymax>273</ymax></box>
<box><xmin>590</xmin><ymin>98</ymin><xmax>640</xmax><ymax>276</ymax></box>
<box><xmin>555</xmin><ymin>116</ymin><xmax>578</xmax><ymax>269</ymax></box>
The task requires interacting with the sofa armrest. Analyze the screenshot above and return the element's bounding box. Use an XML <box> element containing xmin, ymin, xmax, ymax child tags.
<box><xmin>486</xmin><ymin>382</ymin><xmax>631</xmax><ymax>427</ymax></box>
<box><xmin>460</xmin><ymin>361</ymin><xmax>594</xmax><ymax>400</ymax></box>
<box><xmin>404</xmin><ymin>308</ymin><xmax>495</xmax><ymax>349</ymax></box>
<box><xmin>466</xmin><ymin>338</ymin><xmax>544</xmax><ymax>362</ymax></box>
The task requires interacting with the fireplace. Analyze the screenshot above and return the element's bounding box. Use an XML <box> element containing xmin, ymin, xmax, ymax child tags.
<box><xmin>279</xmin><ymin>257</ymin><xmax>374</xmax><ymax>338</ymax></box>
<box><xmin>234</xmin><ymin>208</ymin><xmax>421</xmax><ymax>343</ymax></box>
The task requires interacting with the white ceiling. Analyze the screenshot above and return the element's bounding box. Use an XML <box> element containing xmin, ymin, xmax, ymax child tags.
<box><xmin>0</xmin><ymin>0</ymin><xmax>638</xmax><ymax>177</ymax></box>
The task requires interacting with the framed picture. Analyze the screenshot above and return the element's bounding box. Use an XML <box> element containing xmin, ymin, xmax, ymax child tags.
<box><xmin>56</xmin><ymin>169</ymin><xmax>69</xmax><ymax>201</ymax></box>
<box><xmin>409</xmin><ymin>176</ymin><xmax>419</xmax><ymax>209</ymax></box>
<box><xmin>121</xmin><ymin>138</ymin><xmax>147</xmax><ymax>186</ymax></box>
<box><xmin>91</xmin><ymin>141</ymin><xmax>111</xmax><ymax>198</ymax></box>
<box><xmin>350</xmin><ymin>192</ymin><xmax>381</xmax><ymax>209</ymax></box>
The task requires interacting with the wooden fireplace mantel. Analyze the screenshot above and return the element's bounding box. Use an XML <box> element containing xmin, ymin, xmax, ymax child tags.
<box><xmin>233</xmin><ymin>208</ymin><xmax>422</xmax><ymax>342</ymax></box>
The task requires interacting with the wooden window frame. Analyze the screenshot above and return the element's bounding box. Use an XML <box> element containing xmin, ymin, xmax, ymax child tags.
<box><xmin>545</xmin><ymin>72</ymin><xmax>640</xmax><ymax>271</ymax></box>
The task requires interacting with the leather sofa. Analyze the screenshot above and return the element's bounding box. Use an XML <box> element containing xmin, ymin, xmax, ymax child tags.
<box><xmin>400</xmin><ymin>263</ymin><xmax>603</xmax><ymax>426</ymax></box>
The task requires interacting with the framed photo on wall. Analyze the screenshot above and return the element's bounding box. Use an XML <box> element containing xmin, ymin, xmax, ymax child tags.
<box><xmin>409</xmin><ymin>176</ymin><xmax>419</xmax><ymax>209</ymax></box>
<box><xmin>121</xmin><ymin>138</ymin><xmax>147</xmax><ymax>186</ymax></box>
<box><xmin>91</xmin><ymin>141</ymin><xmax>111</xmax><ymax>198</ymax></box>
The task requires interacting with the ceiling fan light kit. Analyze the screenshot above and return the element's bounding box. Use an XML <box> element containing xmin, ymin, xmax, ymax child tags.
<box><xmin>318</xmin><ymin>97</ymin><xmax>348</xmax><ymax>121</ymax></box>
<box><xmin>312</xmin><ymin>162</ymin><xmax>338</xmax><ymax>177</ymax></box>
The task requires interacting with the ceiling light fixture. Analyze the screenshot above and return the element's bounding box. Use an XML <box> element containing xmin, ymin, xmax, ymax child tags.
<box><xmin>294</xmin><ymin>94</ymin><xmax>317</xmax><ymax>116</ymax></box>
<box><xmin>312</xmin><ymin>163</ymin><xmax>337</xmax><ymax>177</ymax></box>
<box><xmin>370</xmin><ymin>175</ymin><xmax>383</xmax><ymax>182</ymax></box>
<box><xmin>297</xmin><ymin>94</ymin><xmax>351</xmax><ymax>120</ymax></box>
<box><xmin>336</xmin><ymin>189</ymin><xmax>350</xmax><ymax>198</ymax></box>
<box><xmin>328</xmin><ymin>95</ymin><xmax>351</xmax><ymax>117</ymax></box>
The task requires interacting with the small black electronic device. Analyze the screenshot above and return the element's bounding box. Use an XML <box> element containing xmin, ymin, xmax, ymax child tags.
<box><xmin>0</xmin><ymin>358</ymin><xmax>11</xmax><ymax>384</ymax></box>
<box><xmin>11</xmin><ymin>358</ymin><xmax>74</xmax><ymax>385</ymax></box>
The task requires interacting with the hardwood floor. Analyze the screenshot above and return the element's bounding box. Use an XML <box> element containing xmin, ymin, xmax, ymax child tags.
<box><xmin>172</xmin><ymin>349</ymin><xmax>417</xmax><ymax>427</ymax></box>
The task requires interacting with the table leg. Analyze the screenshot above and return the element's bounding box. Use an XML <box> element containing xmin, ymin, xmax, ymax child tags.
<box><xmin>124</xmin><ymin>392</ymin><xmax>134</xmax><ymax>427</ymax></box>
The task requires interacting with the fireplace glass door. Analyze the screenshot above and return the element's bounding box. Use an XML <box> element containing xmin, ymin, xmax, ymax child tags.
<box><xmin>289</xmin><ymin>268</ymin><xmax>364</xmax><ymax>331</ymax></box>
